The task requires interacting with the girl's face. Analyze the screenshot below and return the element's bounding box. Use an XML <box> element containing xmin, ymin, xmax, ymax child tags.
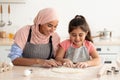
<box><xmin>39</xmin><ymin>20</ymin><xmax>58</xmax><ymax>36</ymax></box>
<box><xmin>69</xmin><ymin>27</ymin><xmax>88</xmax><ymax>47</ymax></box>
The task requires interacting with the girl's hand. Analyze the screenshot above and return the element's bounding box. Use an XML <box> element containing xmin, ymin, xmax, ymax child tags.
<box><xmin>63</xmin><ymin>59</ymin><xmax>75</xmax><ymax>68</ymax></box>
<box><xmin>75</xmin><ymin>62</ymin><xmax>88</xmax><ymax>68</ymax></box>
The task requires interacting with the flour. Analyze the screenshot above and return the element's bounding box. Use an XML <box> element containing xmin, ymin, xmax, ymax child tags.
<box><xmin>51</xmin><ymin>66</ymin><xmax>84</xmax><ymax>73</ymax></box>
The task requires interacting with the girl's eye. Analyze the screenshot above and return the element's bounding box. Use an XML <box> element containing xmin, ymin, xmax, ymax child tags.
<box><xmin>71</xmin><ymin>34</ymin><xmax>77</xmax><ymax>37</ymax></box>
<box><xmin>71</xmin><ymin>34</ymin><xmax>84</xmax><ymax>37</ymax></box>
<box><xmin>79</xmin><ymin>34</ymin><xmax>83</xmax><ymax>37</ymax></box>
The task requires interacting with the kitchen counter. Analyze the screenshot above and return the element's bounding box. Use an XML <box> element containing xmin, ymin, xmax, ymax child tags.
<box><xmin>0</xmin><ymin>38</ymin><xmax>13</xmax><ymax>46</ymax></box>
<box><xmin>0</xmin><ymin>38</ymin><xmax>120</xmax><ymax>46</ymax></box>
<box><xmin>0</xmin><ymin>63</ymin><xmax>119</xmax><ymax>80</ymax></box>
<box><xmin>93</xmin><ymin>38</ymin><xmax>120</xmax><ymax>46</ymax></box>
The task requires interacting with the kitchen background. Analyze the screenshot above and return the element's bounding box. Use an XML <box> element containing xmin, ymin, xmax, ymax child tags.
<box><xmin>0</xmin><ymin>0</ymin><xmax>120</xmax><ymax>64</ymax></box>
<box><xmin>0</xmin><ymin>0</ymin><xmax>120</xmax><ymax>39</ymax></box>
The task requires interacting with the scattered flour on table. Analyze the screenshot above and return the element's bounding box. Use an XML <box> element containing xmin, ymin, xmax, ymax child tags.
<box><xmin>51</xmin><ymin>66</ymin><xmax>84</xmax><ymax>73</ymax></box>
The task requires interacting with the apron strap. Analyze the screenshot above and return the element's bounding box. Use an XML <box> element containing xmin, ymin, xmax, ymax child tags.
<box><xmin>47</xmin><ymin>36</ymin><xmax>54</xmax><ymax>59</ymax></box>
<box><xmin>27</xmin><ymin>27</ymin><xmax>32</xmax><ymax>42</ymax></box>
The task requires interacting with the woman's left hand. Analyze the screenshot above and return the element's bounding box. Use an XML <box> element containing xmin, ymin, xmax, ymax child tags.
<box><xmin>75</xmin><ymin>62</ymin><xmax>88</xmax><ymax>68</ymax></box>
<box><xmin>47</xmin><ymin>59</ymin><xmax>62</xmax><ymax>67</ymax></box>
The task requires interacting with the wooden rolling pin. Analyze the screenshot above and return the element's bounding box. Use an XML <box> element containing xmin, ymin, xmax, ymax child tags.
<box><xmin>8</xmin><ymin>4</ymin><xmax>10</xmax><ymax>14</ymax></box>
<box><xmin>0</xmin><ymin>4</ymin><xmax>2</xmax><ymax>14</ymax></box>
<box><xmin>116</xmin><ymin>59</ymin><xmax>120</xmax><ymax>67</ymax></box>
<box><xmin>97</xmin><ymin>65</ymin><xmax>107</xmax><ymax>77</ymax></box>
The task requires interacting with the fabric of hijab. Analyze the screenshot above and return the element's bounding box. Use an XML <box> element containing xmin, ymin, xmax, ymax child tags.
<box><xmin>14</xmin><ymin>8</ymin><xmax>60</xmax><ymax>52</ymax></box>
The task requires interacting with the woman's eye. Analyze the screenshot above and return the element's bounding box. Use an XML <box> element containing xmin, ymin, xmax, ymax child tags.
<box><xmin>47</xmin><ymin>23</ymin><xmax>53</xmax><ymax>27</ymax></box>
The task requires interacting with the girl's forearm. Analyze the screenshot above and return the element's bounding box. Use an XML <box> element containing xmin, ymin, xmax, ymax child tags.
<box><xmin>55</xmin><ymin>57</ymin><xmax>65</xmax><ymax>63</ymax></box>
<box><xmin>86</xmin><ymin>58</ymin><xmax>101</xmax><ymax>67</ymax></box>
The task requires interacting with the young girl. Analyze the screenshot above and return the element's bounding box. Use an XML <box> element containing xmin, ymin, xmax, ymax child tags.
<box><xmin>55</xmin><ymin>15</ymin><xmax>100</xmax><ymax>68</ymax></box>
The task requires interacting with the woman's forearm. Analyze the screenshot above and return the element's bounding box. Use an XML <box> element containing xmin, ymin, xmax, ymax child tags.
<box><xmin>12</xmin><ymin>58</ymin><xmax>44</xmax><ymax>66</ymax></box>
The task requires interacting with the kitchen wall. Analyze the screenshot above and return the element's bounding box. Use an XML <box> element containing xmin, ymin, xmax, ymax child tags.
<box><xmin>1</xmin><ymin>0</ymin><xmax>120</xmax><ymax>40</ymax></box>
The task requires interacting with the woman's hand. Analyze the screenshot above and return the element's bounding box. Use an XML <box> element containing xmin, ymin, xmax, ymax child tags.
<box><xmin>75</xmin><ymin>62</ymin><xmax>88</xmax><ymax>68</ymax></box>
<box><xmin>63</xmin><ymin>59</ymin><xmax>75</xmax><ymax>68</ymax></box>
<box><xmin>42</xmin><ymin>59</ymin><xmax>62</xmax><ymax>68</ymax></box>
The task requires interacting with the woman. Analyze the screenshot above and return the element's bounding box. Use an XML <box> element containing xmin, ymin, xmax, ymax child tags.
<box><xmin>8</xmin><ymin>8</ymin><xmax>61</xmax><ymax>68</ymax></box>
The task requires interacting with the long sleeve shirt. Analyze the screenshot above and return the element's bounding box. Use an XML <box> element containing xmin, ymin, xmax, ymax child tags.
<box><xmin>8</xmin><ymin>43</ymin><xmax>23</xmax><ymax>61</ymax></box>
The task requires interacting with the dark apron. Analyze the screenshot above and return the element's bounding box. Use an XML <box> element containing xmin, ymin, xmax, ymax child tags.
<box><xmin>22</xmin><ymin>27</ymin><xmax>54</xmax><ymax>60</ymax></box>
<box><xmin>65</xmin><ymin>44</ymin><xmax>90</xmax><ymax>63</ymax></box>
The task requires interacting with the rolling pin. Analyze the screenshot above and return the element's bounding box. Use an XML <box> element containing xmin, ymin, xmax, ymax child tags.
<box><xmin>97</xmin><ymin>64</ymin><xmax>107</xmax><ymax>77</ymax></box>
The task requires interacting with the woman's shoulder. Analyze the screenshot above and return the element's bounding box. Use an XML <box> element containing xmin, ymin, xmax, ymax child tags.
<box><xmin>18</xmin><ymin>25</ymin><xmax>31</xmax><ymax>32</ymax></box>
<box><xmin>52</xmin><ymin>32</ymin><xmax>60</xmax><ymax>37</ymax></box>
<box><xmin>16</xmin><ymin>25</ymin><xmax>31</xmax><ymax>35</ymax></box>
<box><xmin>14</xmin><ymin>25</ymin><xmax>31</xmax><ymax>39</ymax></box>
<box><xmin>52</xmin><ymin>32</ymin><xmax>60</xmax><ymax>40</ymax></box>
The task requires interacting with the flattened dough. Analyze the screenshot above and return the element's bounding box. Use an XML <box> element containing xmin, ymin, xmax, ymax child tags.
<box><xmin>51</xmin><ymin>66</ymin><xmax>84</xmax><ymax>73</ymax></box>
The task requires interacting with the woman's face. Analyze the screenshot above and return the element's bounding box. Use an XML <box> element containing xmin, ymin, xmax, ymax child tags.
<box><xmin>69</xmin><ymin>27</ymin><xmax>87</xmax><ymax>47</ymax></box>
<box><xmin>39</xmin><ymin>20</ymin><xmax>58</xmax><ymax>36</ymax></box>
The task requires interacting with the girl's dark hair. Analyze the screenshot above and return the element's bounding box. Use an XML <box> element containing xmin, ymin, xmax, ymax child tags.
<box><xmin>68</xmin><ymin>15</ymin><xmax>93</xmax><ymax>43</ymax></box>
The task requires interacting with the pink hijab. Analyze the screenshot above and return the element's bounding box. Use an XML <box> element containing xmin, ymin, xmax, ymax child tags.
<box><xmin>14</xmin><ymin>8</ymin><xmax>60</xmax><ymax>51</ymax></box>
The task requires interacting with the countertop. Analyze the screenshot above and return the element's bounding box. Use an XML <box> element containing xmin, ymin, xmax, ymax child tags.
<box><xmin>0</xmin><ymin>38</ymin><xmax>120</xmax><ymax>46</ymax></box>
<box><xmin>0</xmin><ymin>63</ymin><xmax>119</xmax><ymax>80</ymax></box>
<box><xmin>0</xmin><ymin>38</ymin><xmax>13</xmax><ymax>46</ymax></box>
<box><xmin>1</xmin><ymin>66</ymin><xmax>98</xmax><ymax>80</ymax></box>
<box><xmin>93</xmin><ymin>38</ymin><xmax>120</xmax><ymax>46</ymax></box>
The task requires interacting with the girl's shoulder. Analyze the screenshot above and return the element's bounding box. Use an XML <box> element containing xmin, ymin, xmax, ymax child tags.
<box><xmin>61</xmin><ymin>39</ymin><xmax>71</xmax><ymax>44</ymax></box>
<box><xmin>59</xmin><ymin>39</ymin><xmax>71</xmax><ymax>51</ymax></box>
<box><xmin>84</xmin><ymin>40</ymin><xmax>95</xmax><ymax>53</ymax></box>
<box><xmin>84</xmin><ymin>40</ymin><xmax>94</xmax><ymax>47</ymax></box>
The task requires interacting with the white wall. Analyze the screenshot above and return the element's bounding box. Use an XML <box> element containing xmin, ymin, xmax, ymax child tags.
<box><xmin>1</xmin><ymin>0</ymin><xmax>120</xmax><ymax>39</ymax></box>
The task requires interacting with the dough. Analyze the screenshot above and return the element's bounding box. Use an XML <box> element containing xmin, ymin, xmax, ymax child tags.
<box><xmin>51</xmin><ymin>66</ymin><xmax>84</xmax><ymax>73</ymax></box>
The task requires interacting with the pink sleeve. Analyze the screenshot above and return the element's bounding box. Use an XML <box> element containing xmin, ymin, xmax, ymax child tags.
<box><xmin>84</xmin><ymin>40</ymin><xmax>96</xmax><ymax>54</ymax></box>
<box><xmin>59</xmin><ymin>39</ymin><xmax>71</xmax><ymax>51</ymax></box>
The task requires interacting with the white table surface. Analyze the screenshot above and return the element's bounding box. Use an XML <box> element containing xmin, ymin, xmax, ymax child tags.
<box><xmin>0</xmin><ymin>64</ymin><xmax>120</xmax><ymax>80</ymax></box>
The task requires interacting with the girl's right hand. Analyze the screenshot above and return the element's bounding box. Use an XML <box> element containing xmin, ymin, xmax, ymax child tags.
<box><xmin>63</xmin><ymin>59</ymin><xmax>75</xmax><ymax>68</ymax></box>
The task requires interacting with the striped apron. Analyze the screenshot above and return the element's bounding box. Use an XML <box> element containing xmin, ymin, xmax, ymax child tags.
<box><xmin>22</xmin><ymin>27</ymin><xmax>54</xmax><ymax>59</ymax></box>
<box><xmin>65</xmin><ymin>44</ymin><xmax>90</xmax><ymax>63</ymax></box>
